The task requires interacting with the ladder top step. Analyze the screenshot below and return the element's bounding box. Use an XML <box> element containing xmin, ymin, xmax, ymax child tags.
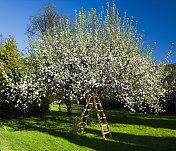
<box><xmin>98</xmin><ymin>110</ymin><xmax>103</xmax><ymax>112</ymax></box>
<box><xmin>104</xmin><ymin>131</ymin><xmax>110</xmax><ymax>135</ymax></box>
<box><xmin>101</xmin><ymin>124</ymin><xmax>108</xmax><ymax>127</ymax></box>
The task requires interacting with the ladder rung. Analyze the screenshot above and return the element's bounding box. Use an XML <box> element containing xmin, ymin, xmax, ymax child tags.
<box><xmin>83</xmin><ymin>115</ymin><xmax>89</xmax><ymax>118</ymax></box>
<box><xmin>86</xmin><ymin>109</ymin><xmax>91</xmax><ymax>111</ymax></box>
<box><xmin>89</xmin><ymin>103</ymin><xmax>93</xmax><ymax>104</ymax></box>
<box><xmin>104</xmin><ymin>131</ymin><xmax>110</xmax><ymax>135</ymax></box>
<box><xmin>101</xmin><ymin>124</ymin><xmax>108</xmax><ymax>127</ymax></box>
<box><xmin>80</xmin><ymin>122</ymin><xmax>86</xmax><ymax>124</ymax></box>
<box><xmin>96</xmin><ymin>103</ymin><xmax>100</xmax><ymax>105</ymax></box>
<box><xmin>98</xmin><ymin>110</ymin><xmax>103</xmax><ymax>112</ymax></box>
<box><xmin>100</xmin><ymin>117</ymin><xmax>106</xmax><ymax>119</ymax></box>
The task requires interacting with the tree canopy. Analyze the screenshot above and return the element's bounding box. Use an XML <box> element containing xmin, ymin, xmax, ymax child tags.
<box><xmin>26</xmin><ymin>2</ymin><xmax>169</xmax><ymax>113</ymax></box>
<box><xmin>0</xmin><ymin>2</ymin><xmax>173</xmax><ymax>118</ymax></box>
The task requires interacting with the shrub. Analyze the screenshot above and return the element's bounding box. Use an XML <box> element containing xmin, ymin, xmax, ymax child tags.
<box><xmin>0</xmin><ymin>36</ymin><xmax>49</xmax><ymax>119</ymax></box>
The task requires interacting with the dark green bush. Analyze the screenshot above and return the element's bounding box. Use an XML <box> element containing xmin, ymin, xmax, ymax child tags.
<box><xmin>163</xmin><ymin>64</ymin><xmax>176</xmax><ymax>114</ymax></box>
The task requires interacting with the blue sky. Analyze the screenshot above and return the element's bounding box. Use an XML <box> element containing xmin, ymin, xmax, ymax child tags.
<box><xmin>0</xmin><ymin>0</ymin><xmax>175</xmax><ymax>63</ymax></box>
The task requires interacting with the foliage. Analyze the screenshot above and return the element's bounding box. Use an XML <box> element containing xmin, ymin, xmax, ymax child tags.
<box><xmin>0</xmin><ymin>35</ymin><xmax>19</xmax><ymax>94</ymax></box>
<box><xmin>0</xmin><ymin>36</ymin><xmax>18</xmax><ymax>74</ymax></box>
<box><xmin>0</xmin><ymin>36</ymin><xmax>19</xmax><ymax>118</ymax></box>
<box><xmin>0</xmin><ymin>104</ymin><xmax>176</xmax><ymax>151</ymax></box>
<box><xmin>0</xmin><ymin>36</ymin><xmax>49</xmax><ymax>119</ymax></box>
<box><xmin>0</xmin><ymin>62</ymin><xmax>50</xmax><ymax>118</ymax></box>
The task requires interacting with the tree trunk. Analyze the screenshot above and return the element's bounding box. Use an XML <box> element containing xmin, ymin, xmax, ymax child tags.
<box><xmin>65</xmin><ymin>100</ymin><xmax>72</xmax><ymax>115</ymax></box>
<box><xmin>64</xmin><ymin>83</ymin><xmax>72</xmax><ymax>115</ymax></box>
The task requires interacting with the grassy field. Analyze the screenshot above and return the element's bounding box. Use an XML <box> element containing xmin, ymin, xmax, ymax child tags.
<box><xmin>0</xmin><ymin>104</ymin><xmax>176</xmax><ymax>151</ymax></box>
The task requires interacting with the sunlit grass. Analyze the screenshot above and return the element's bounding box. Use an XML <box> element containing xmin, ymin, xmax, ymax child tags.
<box><xmin>0</xmin><ymin>104</ymin><xmax>176</xmax><ymax>151</ymax></box>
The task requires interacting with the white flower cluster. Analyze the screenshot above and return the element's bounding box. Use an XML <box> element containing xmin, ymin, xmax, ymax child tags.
<box><xmin>1</xmin><ymin>63</ymin><xmax>45</xmax><ymax>108</ymax></box>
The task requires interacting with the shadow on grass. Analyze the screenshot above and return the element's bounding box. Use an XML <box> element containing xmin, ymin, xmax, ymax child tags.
<box><xmin>103</xmin><ymin>109</ymin><xmax>176</xmax><ymax>130</ymax></box>
<box><xmin>85</xmin><ymin>128</ymin><xmax>176</xmax><ymax>151</ymax></box>
<box><xmin>72</xmin><ymin>104</ymin><xmax>176</xmax><ymax>130</ymax></box>
<box><xmin>1</xmin><ymin>107</ymin><xmax>176</xmax><ymax>151</ymax></box>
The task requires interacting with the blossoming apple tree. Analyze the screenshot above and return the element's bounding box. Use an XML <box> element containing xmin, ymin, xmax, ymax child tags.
<box><xmin>1</xmin><ymin>2</ymin><xmax>171</xmax><ymax>116</ymax></box>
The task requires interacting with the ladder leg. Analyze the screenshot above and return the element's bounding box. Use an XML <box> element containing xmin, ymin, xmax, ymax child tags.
<box><xmin>84</xmin><ymin>103</ymin><xmax>93</xmax><ymax>125</ymax></box>
<box><xmin>75</xmin><ymin>96</ymin><xmax>92</xmax><ymax>133</ymax></box>
<box><xmin>95</xmin><ymin>94</ymin><xmax>112</xmax><ymax>138</ymax></box>
<box><xmin>93</xmin><ymin>98</ymin><xmax>106</xmax><ymax>140</ymax></box>
<box><xmin>81</xmin><ymin>103</ymin><xmax>93</xmax><ymax>133</ymax></box>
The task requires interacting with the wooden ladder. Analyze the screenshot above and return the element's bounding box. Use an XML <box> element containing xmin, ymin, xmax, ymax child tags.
<box><xmin>75</xmin><ymin>92</ymin><xmax>112</xmax><ymax>140</ymax></box>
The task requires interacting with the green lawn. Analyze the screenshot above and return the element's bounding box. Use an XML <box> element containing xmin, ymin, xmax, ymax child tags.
<box><xmin>0</xmin><ymin>104</ymin><xmax>176</xmax><ymax>151</ymax></box>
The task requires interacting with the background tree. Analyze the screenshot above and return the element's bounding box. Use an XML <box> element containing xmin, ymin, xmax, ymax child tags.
<box><xmin>164</xmin><ymin>64</ymin><xmax>176</xmax><ymax>114</ymax></box>
<box><xmin>0</xmin><ymin>34</ymin><xmax>3</xmax><ymax>44</ymax></box>
<box><xmin>26</xmin><ymin>2</ymin><xmax>67</xmax><ymax>36</ymax></box>
<box><xmin>0</xmin><ymin>35</ymin><xmax>18</xmax><ymax>82</ymax></box>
